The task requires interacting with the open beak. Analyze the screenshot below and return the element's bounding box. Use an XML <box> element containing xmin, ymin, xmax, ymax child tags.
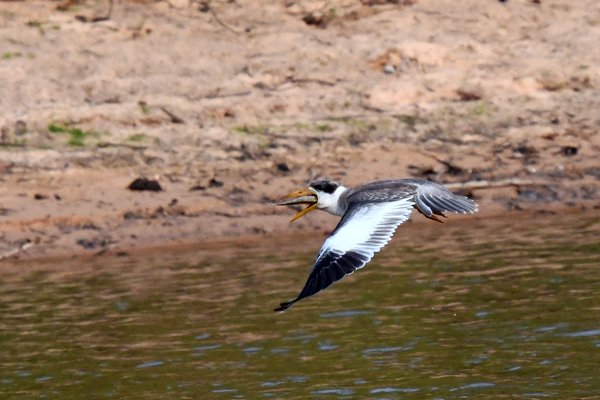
<box><xmin>275</xmin><ymin>188</ymin><xmax>318</xmax><ymax>223</ymax></box>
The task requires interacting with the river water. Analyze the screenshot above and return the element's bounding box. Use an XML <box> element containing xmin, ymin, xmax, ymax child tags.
<box><xmin>1</xmin><ymin>212</ymin><xmax>599</xmax><ymax>399</ymax></box>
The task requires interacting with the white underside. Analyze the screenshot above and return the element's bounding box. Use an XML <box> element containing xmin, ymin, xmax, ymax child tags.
<box><xmin>315</xmin><ymin>197</ymin><xmax>415</xmax><ymax>268</ymax></box>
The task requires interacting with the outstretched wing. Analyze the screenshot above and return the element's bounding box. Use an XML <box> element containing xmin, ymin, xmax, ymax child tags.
<box><xmin>407</xmin><ymin>179</ymin><xmax>478</xmax><ymax>220</ymax></box>
<box><xmin>275</xmin><ymin>197</ymin><xmax>414</xmax><ymax>312</ymax></box>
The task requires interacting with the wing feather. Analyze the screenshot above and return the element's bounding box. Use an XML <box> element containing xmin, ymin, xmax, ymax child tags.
<box><xmin>275</xmin><ymin>197</ymin><xmax>414</xmax><ymax>311</ymax></box>
<box><xmin>413</xmin><ymin>182</ymin><xmax>478</xmax><ymax>217</ymax></box>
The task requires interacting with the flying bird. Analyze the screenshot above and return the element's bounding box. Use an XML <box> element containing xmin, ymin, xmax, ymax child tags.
<box><xmin>274</xmin><ymin>178</ymin><xmax>478</xmax><ymax>312</ymax></box>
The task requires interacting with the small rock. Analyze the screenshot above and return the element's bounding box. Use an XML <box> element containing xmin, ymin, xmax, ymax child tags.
<box><xmin>517</xmin><ymin>187</ymin><xmax>559</xmax><ymax>203</ymax></box>
<box><xmin>513</xmin><ymin>144</ymin><xmax>537</xmax><ymax>157</ymax></box>
<box><xmin>561</xmin><ymin>146</ymin><xmax>578</xmax><ymax>156</ymax></box>
<box><xmin>383</xmin><ymin>64</ymin><xmax>396</xmax><ymax>75</ymax></box>
<box><xmin>456</xmin><ymin>84</ymin><xmax>484</xmax><ymax>101</ymax></box>
<box><xmin>76</xmin><ymin>238</ymin><xmax>109</xmax><ymax>250</ymax></box>
<box><xmin>80</xmin><ymin>223</ymin><xmax>100</xmax><ymax>230</ymax></box>
<box><xmin>77</xmin><ymin>239</ymin><xmax>96</xmax><ymax>250</ymax></box>
<box><xmin>209</xmin><ymin>178</ymin><xmax>223</xmax><ymax>188</ymax></box>
<box><xmin>444</xmin><ymin>162</ymin><xmax>464</xmax><ymax>176</ymax></box>
<box><xmin>302</xmin><ymin>12</ymin><xmax>330</xmax><ymax>28</ymax></box>
<box><xmin>127</xmin><ymin>178</ymin><xmax>163</xmax><ymax>192</ymax></box>
<box><xmin>123</xmin><ymin>211</ymin><xmax>144</xmax><ymax>220</ymax></box>
<box><xmin>15</xmin><ymin>120</ymin><xmax>27</xmax><ymax>136</ymax></box>
<box><xmin>33</xmin><ymin>193</ymin><xmax>48</xmax><ymax>200</ymax></box>
<box><xmin>541</xmin><ymin>132</ymin><xmax>559</xmax><ymax>140</ymax></box>
<box><xmin>198</xmin><ymin>1</ymin><xmax>210</xmax><ymax>12</ymax></box>
<box><xmin>407</xmin><ymin>164</ymin><xmax>437</xmax><ymax>179</ymax></box>
<box><xmin>276</xmin><ymin>162</ymin><xmax>290</xmax><ymax>173</ymax></box>
<box><xmin>189</xmin><ymin>185</ymin><xmax>206</xmax><ymax>191</ymax></box>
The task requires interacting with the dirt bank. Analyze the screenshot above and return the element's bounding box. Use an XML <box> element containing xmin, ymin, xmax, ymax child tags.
<box><xmin>1</xmin><ymin>0</ymin><xmax>599</xmax><ymax>260</ymax></box>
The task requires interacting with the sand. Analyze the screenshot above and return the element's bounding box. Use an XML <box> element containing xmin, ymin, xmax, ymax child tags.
<box><xmin>0</xmin><ymin>0</ymin><xmax>599</xmax><ymax>260</ymax></box>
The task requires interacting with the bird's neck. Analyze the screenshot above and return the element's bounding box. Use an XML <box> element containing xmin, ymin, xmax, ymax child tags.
<box><xmin>319</xmin><ymin>186</ymin><xmax>349</xmax><ymax>216</ymax></box>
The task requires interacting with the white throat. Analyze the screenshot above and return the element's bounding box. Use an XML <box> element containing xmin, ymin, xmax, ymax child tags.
<box><xmin>315</xmin><ymin>186</ymin><xmax>348</xmax><ymax>216</ymax></box>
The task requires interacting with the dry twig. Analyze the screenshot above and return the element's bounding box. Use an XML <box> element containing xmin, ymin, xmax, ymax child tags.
<box><xmin>445</xmin><ymin>178</ymin><xmax>541</xmax><ymax>190</ymax></box>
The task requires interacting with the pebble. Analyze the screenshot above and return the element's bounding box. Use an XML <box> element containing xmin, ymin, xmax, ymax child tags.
<box><xmin>383</xmin><ymin>64</ymin><xmax>396</xmax><ymax>75</ymax></box>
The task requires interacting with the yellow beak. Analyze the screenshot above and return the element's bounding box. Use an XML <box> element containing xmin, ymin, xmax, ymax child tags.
<box><xmin>289</xmin><ymin>202</ymin><xmax>318</xmax><ymax>222</ymax></box>
<box><xmin>276</xmin><ymin>188</ymin><xmax>318</xmax><ymax>223</ymax></box>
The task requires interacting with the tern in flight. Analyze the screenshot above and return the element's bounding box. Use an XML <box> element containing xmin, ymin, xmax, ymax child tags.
<box><xmin>274</xmin><ymin>178</ymin><xmax>478</xmax><ymax>312</ymax></box>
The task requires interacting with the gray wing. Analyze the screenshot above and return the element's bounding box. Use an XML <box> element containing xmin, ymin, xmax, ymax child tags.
<box><xmin>404</xmin><ymin>179</ymin><xmax>478</xmax><ymax>220</ymax></box>
<box><xmin>344</xmin><ymin>178</ymin><xmax>477</xmax><ymax>219</ymax></box>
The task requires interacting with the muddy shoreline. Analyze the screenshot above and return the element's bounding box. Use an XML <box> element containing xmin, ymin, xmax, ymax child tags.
<box><xmin>2</xmin><ymin>207</ymin><xmax>597</xmax><ymax>269</ymax></box>
<box><xmin>1</xmin><ymin>1</ymin><xmax>599</xmax><ymax>261</ymax></box>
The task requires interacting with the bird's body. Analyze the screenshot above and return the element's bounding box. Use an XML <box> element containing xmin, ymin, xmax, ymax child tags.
<box><xmin>274</xmin><ymin>178</ymin><xmax>478</xmax><ymax>312</ymax></box>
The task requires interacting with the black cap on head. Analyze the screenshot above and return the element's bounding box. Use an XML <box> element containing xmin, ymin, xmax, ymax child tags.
<box><xmin>309</xmin><ymin>178</ymin><xmax>340</xmax><ymax>194</ymax></box>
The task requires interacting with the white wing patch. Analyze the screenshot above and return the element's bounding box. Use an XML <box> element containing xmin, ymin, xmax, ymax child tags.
<box><xmin>316</xmin><ymin>197</ymin><xmax>415</xmax><ymax>267</ymax></box>
<box><xmin>274</xmin><ymin>197</ymin><xmax>416</xmax><ymax>312</ymax></box>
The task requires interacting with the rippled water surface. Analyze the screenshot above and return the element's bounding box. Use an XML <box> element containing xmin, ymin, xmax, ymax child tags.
<box><xmin>1</xmin><ymin>213</ymin><xmax>599</xmax><ymax>399</ymax></box>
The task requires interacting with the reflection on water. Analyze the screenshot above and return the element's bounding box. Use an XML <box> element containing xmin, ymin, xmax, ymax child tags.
<box><xmin>1</xmin><ymin>213</ymin><xmax>599</xmax><ymax>399</ymax></box>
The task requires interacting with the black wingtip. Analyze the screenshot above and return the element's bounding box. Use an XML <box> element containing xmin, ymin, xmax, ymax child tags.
<box><xmin>274</xmin><ymin>301</ymin><xmax>295</xmax><ymax>312</ymax></box>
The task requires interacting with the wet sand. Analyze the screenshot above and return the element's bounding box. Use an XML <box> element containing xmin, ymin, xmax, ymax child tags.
<box><xmin>1</xmin><ymin>0</ymin><xmax>599</xmax><ymax>260</ymax></box>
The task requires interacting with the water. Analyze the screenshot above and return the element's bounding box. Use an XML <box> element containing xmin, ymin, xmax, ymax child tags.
<box><xmin>1</xmin><ymin>213</ymin><xmax>599</xmax><ymax>399</ymax></box>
